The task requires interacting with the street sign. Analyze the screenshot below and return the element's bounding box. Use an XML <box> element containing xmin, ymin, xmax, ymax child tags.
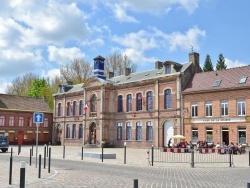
<box><xmin>33</xmin><ymin>112</ymin><xmax>44</xmax><ymax>123</ymax></box>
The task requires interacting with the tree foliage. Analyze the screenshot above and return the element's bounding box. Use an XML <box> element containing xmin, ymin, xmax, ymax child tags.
<box><xmin>28</xmin><ymin>78</ymin><xmax>47</xmax><ymax>98</ymax></box>
<box><xmin>203</xmin><ymin>54</ymin><xmax>214</xmax><ymax>72</ymax></box>
<box><xmin>105</xmin><ymin>53</ymin><xmax>136</xmax><ymax>76</ymax></box>
<box><xmin>60</xmin><ymin>58</ymin><xmax>92</xmax><ymax>84</ymax></box>
<box><xmin>216</xmin><ymin>53</ymin><xmax>227</xmax><ymax>70</ymax></box>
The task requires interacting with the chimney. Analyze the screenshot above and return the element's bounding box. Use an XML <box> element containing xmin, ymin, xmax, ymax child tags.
<box><xmin>155</xmin><ymin>61</ymin><xmax>163</xmax><ymax>69</ymax></box>
<box><xmin>124</xmin><ymin>68</ymin><xmax>131</xmax><ymax>76</ymax></box>
<box><xmin>108</xmin><ymin>72</ymin><xmax>114</xmax><ymax>79</ymax></box>
<box><xmin>189</xmin><ymin>52</ymin><xmax>200</xmax><ymax>73</ymax></box>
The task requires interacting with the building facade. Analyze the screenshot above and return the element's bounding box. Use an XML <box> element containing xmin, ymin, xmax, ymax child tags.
<box><xmin>183</xmin><ymin>66</ymin><xmax>250</xmax><ymax>146</ymax></box>
<box><xmin>53</xmin><ymin>52</ymin><xmax>201</xmax><ymax>148</ymax></box>
<box><xmin>0</xmin><ymin>94</ymin><xmax>53</xmax><ymax>145</ymax></box>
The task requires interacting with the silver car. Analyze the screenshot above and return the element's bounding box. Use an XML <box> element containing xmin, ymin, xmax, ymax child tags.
<box><xmin>0</xmin><ymin>135</ymin><xmax>9</xmax><ymax>152</ymax></box>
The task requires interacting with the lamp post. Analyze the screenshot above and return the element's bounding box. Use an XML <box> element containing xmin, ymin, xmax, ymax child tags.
<box><xmin>124</xmin><ymin>142</ymin><xmax>127</xmax><ymax>164</ymax></box>
<box><xmin>101</xmin><ymin>141</ymin><xmax>104</xmax><ymax>162</ymax></box>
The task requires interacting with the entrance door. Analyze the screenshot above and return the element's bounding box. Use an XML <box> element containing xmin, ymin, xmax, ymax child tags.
<box><xmin>18</xmin><ymin>132</ymin><xmax>24</xmax><ymax>145</ymax></box>
<box><xmin>164</xmin><ymin>121</ymin><xmax>174</xmax><ymax>147</ymax></box>
<box><xmin>89</xmin><ymin>123</ymin><xmax>96</xmax><ymax>144</ymax></box>
<box><xmin>222</xmin><ymin>129</ymin><xmax>229</xmax><ymax>145</ymax></box>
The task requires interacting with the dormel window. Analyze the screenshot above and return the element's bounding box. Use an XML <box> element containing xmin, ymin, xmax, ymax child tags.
<box><xmin>213</xmin><ymin>80</ymin><xmax>221</xmax><ymax>87</ymax></box>
<box><xmin>166</xmin><ymin>64</ymin><xmax>171</xmax><ymax>74</ymax></box>
<box><xmin>239</xmin><ymin>76</ymin><xmax>247</xmax><ymax>84</ymax></box>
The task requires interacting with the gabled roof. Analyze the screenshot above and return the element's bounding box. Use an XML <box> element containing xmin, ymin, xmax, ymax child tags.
<box><xmin>0</xmin><ymin>94</ymin><xmax>52</xmax><ymax>112</ymax></box>
<box><xmin>53</xmin><ymin>83</ymin><xmax>84</xmax><ymax>96</ymax></box>
<box><xmin>183</xmin><ymin>66</ymin><xmax>250</xmax><ymax>93</ymax></box>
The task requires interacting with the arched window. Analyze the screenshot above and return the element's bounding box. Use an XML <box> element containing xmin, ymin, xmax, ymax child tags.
<box><xmin>72</xmin><ymin>124</ymin><xmax>76</xmax><ymax>139</ymax></box>
<box><xmin>73</xmin><ymin>101</ymin><xmax>77</xmax><ymax>116</ymax></box>
<box><xmin>164</xmin><ymin>89</ymin><xmax>172</xmax><ymax>109</ymax></box>
<box><xmin>79</xmin><ymin>124</ymin><xmax>83</xmax><ymax>139</ymax></box>
<box><xmin>0</xmin><ymin>116</ymin><xmax>5</xmax><ymax>126</ymax></box>
<box><xmin>79</xmin><ymin>100</ymin><xmax>84</xmax><ymax>115</ymax></box>
<box><xmin>58</xmin><ymin>103</ymin><xmax>62</xmax><ymax>116</ymax></box>
<box><xmin>67</xmin><ymin>102</ymin><xmax>71</xmax><ymax>116</ymax></box>
<box><xmin>136</xmin><ymin>93</ymin><xmax>142</xmax><ymax>111</ymax></box>
<box><xmin>66</xmin><ymin>125</ymin><xmax>70</xmax><ymax>138</ymax></box>
<box><xmin>146</xmin><ymin>121</ymin><xmax>153</xmax><ymax>141</ymax></box>
<box><xmin>136</xmin><ymin>122</ymin><xmax>142</xmax><ymax>140</ymax></box>
<box><xmin>146</xmin><ymin>91</ymin><xmax>153</xmax><ymax>110</ymax></box>
<box><xmin>126</xmin><ymin>122</ymin><xmax>132</xmax><ymax>140</ymax></box>
<box><xmin>126</xmin><ymin>94</ymin><xmax>132</xmax><ymax>112</ymax></box>
<box><xmin>117</xmin><ymin>95</ymin><xmax>123</xmax><ymax>112</ymax></box>
<box><xmin>90</xmin><ymin>95</ymin><xmax>97</xmax><ymax>112</ymax></box>
<box><xmin>117</xmin><ymin>122</ymin><xmax>122</xmax><ymax>140</ymax></box>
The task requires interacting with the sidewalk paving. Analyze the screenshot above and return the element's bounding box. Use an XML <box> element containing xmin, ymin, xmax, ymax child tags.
<box><xmin>0</xmin><ymin>145</ymin><xmax>249</xmax><ymax>187</ymax></box>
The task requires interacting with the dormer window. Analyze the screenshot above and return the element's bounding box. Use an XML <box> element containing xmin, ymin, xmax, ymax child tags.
<box><xmin>166</xmin><ymin>64</ymin><xmax>171</xmax><ymax>74</ymax></box>
<box><xmin>239</xmin><ymin>76</ymin><xmax>247</xmax><ymax>84</ymax></box>
<box><xmin>213</xmin><ymin>80</ymin><xmax>221</xmax><ymax>87</ymax></box>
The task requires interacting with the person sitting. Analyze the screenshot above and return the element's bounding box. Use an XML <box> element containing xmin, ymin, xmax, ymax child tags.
<box><xmin>215</xmin><ymin>142</ymin><xmax>221</xmax><ymax>148</ymax></box>
<box><xmin>168</xmin><ymin>138</ymin><xmax>172</xmax><ymax>148</ymax></box>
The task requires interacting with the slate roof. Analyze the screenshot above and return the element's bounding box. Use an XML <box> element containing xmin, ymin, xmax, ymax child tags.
<box><xmin>183</xmin><ymin>66</ymin><xmax>250</xmax><ymax>93</ymax></box>
<box><xmin>0</xmin><ymin>94</ymin><xmax>52</xmax><ymax>112</ymax></box>
<box><xmin>108</xmin><ymin>62</ymin><xmax>192</xmax><ymax>85</ymax></box>
<box><xmin>53</xmin><ymin>83</ymin><xmax>84</xmax><ymax>96</ymax></box>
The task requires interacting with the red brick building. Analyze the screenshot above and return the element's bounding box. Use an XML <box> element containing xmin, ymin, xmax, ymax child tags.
<box><xmin>183</xmin><ymin>66</ymin><xmax>250</xmax><ymax>146</ymax></box>
<box><xmin>0</xmin><ymin>94</ymin><xmax>53</xmax><ymax>145</ymax></box>
<box><xmin>53</xmin><ymin>52</ymin><xmax>201</xmax><ymax>148</ymax></box>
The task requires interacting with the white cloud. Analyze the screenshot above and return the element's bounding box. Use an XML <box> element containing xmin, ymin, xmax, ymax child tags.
<box><xmin>41</xmin><ymin>68</ymin><xmax>61</xmax><ymax>80</ymax></box>
<box><xmin>111</xmin><ymin>3</ymin><xmax>139</xmax><ymax>23</ymax></box>
<box><xmin>225</xmin><ymin>58</ymin><xmax>248</xmax><ymax>68</ymax></box>
<box><xmin>0</xmin><ymin>79</ymin><xmax>11</xmax><ymax>94</ymax></box>
<box><xmin>48</xmin><ymin>46</ymin><xmax>85</xmax><ymax>65</ymax></box>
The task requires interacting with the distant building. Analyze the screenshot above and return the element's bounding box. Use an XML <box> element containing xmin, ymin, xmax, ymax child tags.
<box><xmin>183</xmin><ymin>66</ymin><xmax>250</xmax><ymax>145</ymax></box>
<box><xmin>0</xmin><ymin>94</ymin><xmax>53</xmax><ymax>145</ymax></box>
<box><xmin>53</xmin><ymin>52</ymin><xmax>201</xmax><ymax>147</ymax></box>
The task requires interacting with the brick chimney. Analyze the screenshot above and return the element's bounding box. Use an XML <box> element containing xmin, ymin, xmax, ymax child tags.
<box><xmin>124</xmin><ymin>68</ymin><xmax>131</xmax><ymax>76</ymax></box>
<box><xmin>189</xmin><ymin>52</ymin><xmax>200</xmax><ymax>73</ymax></box>
<box><xmin>155</xmin><ymin>61</ymin><xmax>163</xmax><ymax>69</ymax></box>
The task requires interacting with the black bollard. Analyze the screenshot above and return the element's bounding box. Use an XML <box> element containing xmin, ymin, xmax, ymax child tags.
<box><xmin>249</xmin><ymin>151</ymin><xmax>250</xmax><ymax>166</ymax></box>
<box><xmin>247</xmin><ymin>182</ymin><xmax>250</xmax><ymax>188</ymax></box>
<box><xmin>48</xmin><ymin>147</ymin><xmax>51</xmax><ymax>173</ymax></box>
<box><xmin>46</xmin><ymin>144</ymin><xmax>49</xmax><ymax>157</ymax></box>
<box><xmin>9</xmin><ymin>148</ymin><xmax>13</xmax><ymax>185</ymax></box>
<box><xmin>63</xmin><ymin>145</ymin><xmax>65</xmax><ymax>159</ymax></box>
<box><xmin>18</xmin><ymin>144</ymin><xmax>21</xmax><ymax>155</ymax></box>
<box><xmin>151</xmin><ymin>145</ymin><xmax>154</xmax><ymax>166</ymax></box>
<box><xmin>102</xmin><ymin>143</ymin><xmax>104</xmax><ymax>162</ymax></box>
<box><xmin>124</xmin><ymin>142</ymin><xmax>127</xmax><ymax>164</ymax></box>
<box><xmin>38</xmin><ymin>154</ymin><xmax>41</xmax><ymax>178</ymax></box>
<box><xmin>30</xmin><ymin>149</ymin><xmax>32</xmax><ymax>166</ymax></box>
<box><xmin>229</xmin><ymin>149</ymin><xmax>232</xmax><ymax>167</ymax></box>
<box><xmin>191</xmin><ymin>150</ymin><xmax>195</xmax><ymax>168</ymax></box>
<box><xmin>20</xmin><ymin>161</ymin><xmax>25</xmax><ymax>188</ymax></box>
<box><xmin>134</xmin><ymin>179</ymin><xmax>138</xmax><ymax>188</ymax></box>
<box><xmin>81</xmin><ymin>146</ymin><xmax>83</xmax><ymax>160</ymax></box>
<box><xmin>44</xmin><ymin>144</ymin><xmax>46</xmax><ymax>169</ymax></box>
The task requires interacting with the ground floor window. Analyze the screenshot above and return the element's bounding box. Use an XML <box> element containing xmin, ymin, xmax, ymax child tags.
<box><xmin>192</xmin><ymin>128</ymin><xmax>198</xmax><ymax>144</ymax></box>
<box><xmin>136</xmin><ymin>122</ymin><xmax>142</xmax><ymax>140</ymax></box>
<box><xmin>146</xmin><ymin>121</ymin><xmax>153</xmax><ymax>141</ymax></box>
<box><xmin>117</xmin><ymin>122</ymin><xmax>122</xmax><ymax>140</ymax></box>
<box><xmin>206</xmin><ymin>128</ymin><xmax>213</xmax><ymax>143</ymax></box>
<box><xmin>126</xmin><ymin>122</ymin><xmax>132</xmax><ymax>140</ymax></box>
<box><xmin>79</xmin><ymin>124</ymin><xmax>83</xmax><ymax>139</ymax></box>
<box><xmin>72</xmin><ymin>124</ymin><xmax>76</xmax><ymax>139</ymax></box>
<box><xmin>238</xmin><ymin>127</ymin><xmax>246</xmax><ymax>144</ymax></box>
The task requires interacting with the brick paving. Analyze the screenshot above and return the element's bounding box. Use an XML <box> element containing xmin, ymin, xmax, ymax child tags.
<box><xmin>0</xmin><ymin>145</ymin><xmax>250</xmax><ymax>187</ymax></box>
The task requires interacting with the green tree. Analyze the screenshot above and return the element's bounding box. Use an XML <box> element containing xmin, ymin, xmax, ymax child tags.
<box><xmin>28</xmin><ymin>78</ymin><xmax>47</xmax><ymax>98</ymax></box>
<box><xmin>203</xmin><ymin>54</ymin><xmax>214</xmax><ymax>72</ymax></box>
<box><xmin>216</xmin><ymin>53</ymin><xmax>227</xmax><ymax>70</ymax></box>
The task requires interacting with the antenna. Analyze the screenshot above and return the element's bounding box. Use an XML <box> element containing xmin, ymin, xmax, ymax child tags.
<box><xmin>189</xmin><ymin>44</ymin><xmax>193</xmax><ymax>52</ymax></box>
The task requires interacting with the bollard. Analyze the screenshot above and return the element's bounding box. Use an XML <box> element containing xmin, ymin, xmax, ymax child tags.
<box><xmin>18</xmin><ymin>144</ymin><xmax>21</xmax><ymax>155</ymax></box>
<box><xmin>151</xmin><ymin>145</ymin><xmax>154</xmax><ymax>166</ymax></box>
<box><xmin>20</xmin><ymin>161</ymin><xmax>25</xmax><ymax>188</ymax></box>
<box><xmin>249</xmin><ymin>151</ymin><xmax>250</xmax><ymax>166</ymax></box>
<box><xmin>124</xmin><ymin>142</ymin><xmax>127</xmax><ymax>164</ymax></box>
<box><xmin>38</xmin><ymin>154</ymin><xmax>41</xmax><ymax>178</ymax></box>
<box><xmin>44</xmin><ymin>144</ymin><xmax>46</xmax><ymax>169</ymax></box>
<box><xmin>247</xmin><ymin>182</ymin><xmax>250</xmax><ymax>188</ymax></box>
<box><xmin>30</xmin><ymin>149</ymin><xmax>32</xmax><ymax>166</ymax></box>
<box><xmin>46</xmin><ymin>144</ymin><xmax>49</xmax><ymax>157</ymax></box>
<box><xmin>102</xmin><ymin>143</ymin><xmax>104</xmax><ymax>162</ymax></box>
<box><xmin>48</xmin><ymin>147</ymin><xmax>51</xmax><ymax>173</ymax></box>
<box><xmin>229</xmin><ymin>149</ymin><xmax>232</xmax><ymax>167</ymax></box>
<box><xmin>81</xmin><ymin>146</ymin><xmax>83</xmax><ymax>160</ymax></box>
<box><xmin>32</xmin><ymin>144</ymin><xmax>34</xmax><ymax>156</ymax></box>
<box><xmin>134</xmin><ymin>179</ymin><xmax>138</xmax><ymax>188</ymax></box>
<box><xmin>191</xmin><ymin>150</ymin><xmax>194</xmax><ymax>168</ymax></box>
<box><xmin>63</xmin><ymin>145</ymin><xmax>65</xmax><ymax>159</ymax></box>
<box><xmin>9</xmin><ymin>148</ymin><xmax>13</xmax><ymax>185</ymax></box>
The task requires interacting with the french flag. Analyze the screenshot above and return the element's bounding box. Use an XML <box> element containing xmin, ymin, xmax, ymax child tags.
<box><xmin>84</xmin><ymin>103</ymin><xmax>89</xmax><ymax>111</ymax></box>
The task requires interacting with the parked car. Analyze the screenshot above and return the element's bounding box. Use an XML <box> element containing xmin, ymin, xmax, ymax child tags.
<box><xmin>0</xmin><ymin>135</ymin><xmax>9</xmax><ymax>152</ymax></box>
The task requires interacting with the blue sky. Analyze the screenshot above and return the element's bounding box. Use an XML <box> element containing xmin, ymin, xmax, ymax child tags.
<box><xmin>0</xmin><ymin>0</ymin><xmax>250</xmax><ymax>93</ymax></box>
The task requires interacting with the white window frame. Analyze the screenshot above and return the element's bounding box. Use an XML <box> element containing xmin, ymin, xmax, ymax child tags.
<box><xmin>205</xmin><ymin>102</ymin><xmax>212</xmax><ymax>117</ymax></box>
<box><xmin>126</xmin><ymin>122</ymin><xmax>132</xmax><ymax>140</ymax></box>
<box><xmin>221</xmin><ymin>100</ymin><xmax>228</xmax><ymax>116</ymax></box>
<box><xmin>0</xmin><ymin>116</ymin><xmax>5</xmax><ymax>126</ymax></box>
<box><xmin>237</xmin><ymin>99</ymin><xmax>246</xmax><ymax>116</ymax></box>
<box><xmin>191</xmin><ymin>103</ymin><xmax>198</xmax><ymax>117</ymax></box>
<box><xmin>19</xmin><ymin>117</ymin><xmax>24</xmax><ymax>127</ymax></box>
